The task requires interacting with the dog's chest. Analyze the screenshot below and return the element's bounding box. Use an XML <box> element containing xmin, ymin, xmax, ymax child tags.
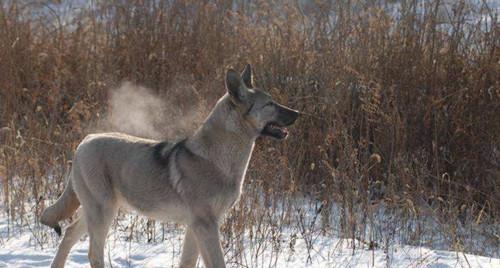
<box><xmin>208</xmin><ymin>176</ymin><xmax>244</xmax><ymax>214</ymax></box>
<box><xmin>211</xmin><ymin>192</ymin><xmax>240</xmax><ymax>217</ymax></box>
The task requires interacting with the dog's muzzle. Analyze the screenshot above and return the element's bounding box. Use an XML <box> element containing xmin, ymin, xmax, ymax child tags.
<box><xmin>261</xmin><ymin>106</ymin><xmax>299</xmax><ymax>140</ymax></box>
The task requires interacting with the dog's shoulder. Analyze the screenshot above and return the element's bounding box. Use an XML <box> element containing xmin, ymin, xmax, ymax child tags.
<box><xmin>152</xmin><ymin>139</ymin><xmax>187</xmax><ymax>166</ymax></box>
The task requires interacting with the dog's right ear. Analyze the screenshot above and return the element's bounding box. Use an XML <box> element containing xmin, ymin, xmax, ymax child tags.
<box><xmin>241</xmin><ymin>64</ymin><xmax>253</xmax><ymax>88</ymax></box>
<box><xmin>226</xmin><ymin>68</ymin><xmax>248</xmax><ymax>103</ymax></box>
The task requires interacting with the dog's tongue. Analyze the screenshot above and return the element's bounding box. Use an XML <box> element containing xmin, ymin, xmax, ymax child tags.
<box><xmin>278</xmin><ymin>128</ymin><xmax>288</xmax><ymax>139</ymax></box>
<box><xmin>271</xmin><ymin>124</ymin><xmax>288</xmax><ymax>138</ymax></box>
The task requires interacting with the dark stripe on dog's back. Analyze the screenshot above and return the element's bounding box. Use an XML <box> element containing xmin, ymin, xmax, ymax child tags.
<box><xmin>153</xmin><ymin>141</ymin><xmax>169</xmax><ymax>165</ymax></box>
<box><xmin>153</xmin><ymin>139</ymin><xmax>186</xmax><ymax>166</ymax></box>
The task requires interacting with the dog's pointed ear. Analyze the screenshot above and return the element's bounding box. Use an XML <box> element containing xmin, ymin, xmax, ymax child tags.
<box><xmin>226</xmin><ymin>68</ymin><xmax>247</xmax><ymax>103</ymax></box>
<box><xmin>241</xmin><ymin>64</ymin><xmax>253</xmax><ymax>88</ymax></box>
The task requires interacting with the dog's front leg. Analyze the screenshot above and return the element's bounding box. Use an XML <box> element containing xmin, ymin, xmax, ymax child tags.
<box><xmin>179</xmin><ymin>228</ymin><xmax>199</xmax><ymax>268</ymax></box>
<box><xmin>191</xmin><ymin>219</ymin><xmax>225</xmax><ymax>268</ymax></box>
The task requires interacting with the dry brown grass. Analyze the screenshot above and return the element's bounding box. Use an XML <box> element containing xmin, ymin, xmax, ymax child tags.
<box><xmin>0</xmin><ymin>0</ymin><xmax>499</xmax><ymax>258</ymax></box>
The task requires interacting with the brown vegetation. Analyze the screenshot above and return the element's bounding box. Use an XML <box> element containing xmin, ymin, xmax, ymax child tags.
<box><xmin>0</xmin><ymin>0</ymin><xmax>498</xmax><ymax>259</ymax></box>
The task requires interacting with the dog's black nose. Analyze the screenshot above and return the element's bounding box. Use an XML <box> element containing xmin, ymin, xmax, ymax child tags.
<box><xmin>284</xmin><ymin>108</ymin><xmax>299</xmax><ymax>125</ymax></box>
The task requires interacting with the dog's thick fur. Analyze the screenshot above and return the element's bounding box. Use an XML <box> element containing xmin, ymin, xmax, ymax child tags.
<box><xmin>40</xmin><ymin>65</ymin><xmax>298</xmax><ymax>268</ymax></box>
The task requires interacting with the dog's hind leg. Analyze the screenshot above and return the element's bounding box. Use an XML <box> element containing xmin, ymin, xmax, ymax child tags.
<box><xmin>71</xmin><ymin>151</ymin><xmax>118</xmax><ymax>268</ymax></box>
<box><xmin>179</xmin><ymin>228</ymin><xmax>199</xmax><ymax>268</ymax></box>
<box><xmin>51</xmin><ymin>213</ymin><xmax>87</xmax><ymax>268</ymax></box>
<box><xmin>84</xmin><ymin>203</ymin><xmax>117</xmax><ymax>268</ymax></box>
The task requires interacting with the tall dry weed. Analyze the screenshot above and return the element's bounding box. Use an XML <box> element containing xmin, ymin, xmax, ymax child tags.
<box><xmin>0</xmin><ymin>0</ymin><xmax>498</xmax><ymax>257</ymax></box>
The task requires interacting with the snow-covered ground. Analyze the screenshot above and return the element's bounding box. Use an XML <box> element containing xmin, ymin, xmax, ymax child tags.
<box><xmin>0</xmin><ymin>213</ymin><xmax>498</xmax><ymax>268</ymax></box>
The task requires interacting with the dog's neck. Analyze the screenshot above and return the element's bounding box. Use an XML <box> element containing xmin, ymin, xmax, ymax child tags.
<box><xmin>187</xmin><ymin>95</ymin><xmax>257</xmax><ymax>181</ymax></box>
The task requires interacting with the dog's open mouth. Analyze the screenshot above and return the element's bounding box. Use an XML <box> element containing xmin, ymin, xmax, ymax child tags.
<box><xmin>261</xmin><ymin>122</ymin><xmax>289</xmax><ymax>140</ymax></box>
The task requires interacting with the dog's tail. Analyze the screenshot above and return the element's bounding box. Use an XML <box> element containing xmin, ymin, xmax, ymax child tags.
<box><xmin>40</xmin><ymin>169</ymin><xmax>80</xmax><ymax>236</ymax></box>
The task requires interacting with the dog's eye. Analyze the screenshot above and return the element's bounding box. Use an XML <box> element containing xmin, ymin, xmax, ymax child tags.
<box><xmin>244</xmin><ymin>103</ymin><xmax>254</xmax><ymax>116</ymax></box>
<box><xmin>264</xmin><ymin>102</ymin><xmax>273</xmax><ymax>107</ymax></box>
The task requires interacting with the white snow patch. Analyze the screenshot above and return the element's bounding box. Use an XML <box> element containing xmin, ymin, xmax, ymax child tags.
<box><xmin>0</xmin><ymin>213</ymin><xmax>498</xmax><ymax>268</ymax></box>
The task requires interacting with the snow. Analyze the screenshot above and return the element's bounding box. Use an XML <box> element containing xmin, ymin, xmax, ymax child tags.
<box><xmin>0</xmin><ymin>213</ymin><xmax>498</xmax><ymax>268</ymax></box>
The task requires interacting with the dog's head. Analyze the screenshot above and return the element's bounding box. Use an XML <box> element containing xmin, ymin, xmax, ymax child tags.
<box><xmin>225</xmin><ymin>64</ymin><xmax>299</xmax><ymax>140</ymax></box>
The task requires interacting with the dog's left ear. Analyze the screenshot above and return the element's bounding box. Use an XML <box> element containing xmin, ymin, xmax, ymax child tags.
<box><xmin>226</xmin><ymin>68</ymin><xmax>248</xmax><ymax>103</ymax></box>
<box><xmin>241</xmin><ymin>64</ymin><xmax>253</xmax><ymax>88</ymax></box>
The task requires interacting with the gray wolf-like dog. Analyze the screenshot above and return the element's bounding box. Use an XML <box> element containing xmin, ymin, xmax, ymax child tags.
<box><xmin>41</xmin><ymin>64</ymin><xmax>299</xmax><ymax>268</ymax></box>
